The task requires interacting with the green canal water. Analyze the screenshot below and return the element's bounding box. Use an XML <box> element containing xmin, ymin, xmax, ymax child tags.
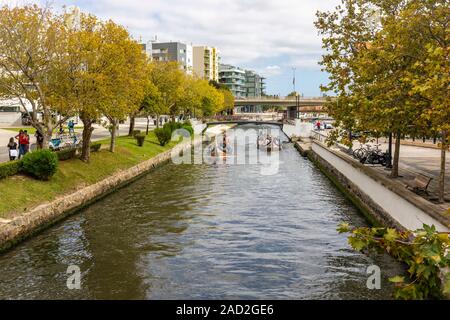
<box><xmin>0</xmin><ymin>126</ymin><xmax>404</xmax><ymax>299</ymax></box>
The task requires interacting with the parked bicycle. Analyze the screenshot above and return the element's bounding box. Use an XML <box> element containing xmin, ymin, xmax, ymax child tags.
<box><xmin>352</xmin><ymin>143</ymin><xmax>391</xmax><ymax>167</ymax></box>
<box><xmin>352</xmin><ymin>144</ymin><xmax>372</xmax><ymax>160</ymax></box>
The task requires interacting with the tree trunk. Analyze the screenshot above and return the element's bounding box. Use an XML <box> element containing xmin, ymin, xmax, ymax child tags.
<box><xmin>80</xmin><ymin>115</ymin><xmax>94</xmax><ymax>163</ymax></box>
<box><xmin>146</xmin><ymin>116</ymin><xmax>150</xmax><ymax>135</ymax></box>
<box><xmin>109</xmin><ymin>121</ymin><xmax>117</xmax><ymax>153</ymax></box>
<box><xmin>42</xmin><ymin>128</ymin><xmax>53</xmax><ymax>150</ymax></box>
<box><xmin>391</xmin><ymin>131</ymin><xmax>401</xmax><ymax>178</ymax></box>
<box><xmin>40</xmin><ymin>111</ymin><xmax>53</xmax><ymax>150</ymax></box>
<box><xmin>128</xmin><ymin>114</ymin><xmax>135</xmax><ymax>136</ymax></box>
<box><xmin>438</xmin><ymin>130</ymin><xmax>447</xmax><ymax>203</ymax></box>
<box><xmin>156</xmin><ymin>114</ymin><xmax>160</xmax><ymax>129</ymax></box>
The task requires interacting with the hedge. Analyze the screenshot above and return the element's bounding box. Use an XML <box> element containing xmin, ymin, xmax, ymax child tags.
<box><xmin>90</xmin><ymin>142</ymin><xmax>102</xmax><ymax>152</ymax></box>
<box><xmin>56</xmin><ymin>148</ymin><xmax>77</xmax><ymax>161</ymax></box>
<box><xmin>132</xmin><ymin>130</ymin><xmax>141</xmax><ymax>137</ymax></box>
<box><xmin>0</xmin><ymin>160</ymin><xmax>22</xmax><ymax>180</ymax></box>
<box><xmin>135</xmin><ymin>134</ymin><xmax>146</xmax><ymax>147</ymax></box>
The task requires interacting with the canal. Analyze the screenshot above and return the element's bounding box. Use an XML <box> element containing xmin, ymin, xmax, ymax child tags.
<box><xmin>0</xmin><ymin>126</ymin><xmax>404</xmax><ymax>299</ymax></box>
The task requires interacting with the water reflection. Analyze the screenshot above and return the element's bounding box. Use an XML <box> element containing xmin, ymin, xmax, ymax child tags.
<box><xmin>0</xmin><ymin>125</ymin><xmax>404</xmax><ymax>299</ymax></box>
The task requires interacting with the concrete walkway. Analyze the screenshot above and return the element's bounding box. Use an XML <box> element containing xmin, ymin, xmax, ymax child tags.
<box><xmin>352</xmin><ymin>140</ymin><xmax>449</xmax><ymax>210</ymax></box>
<box><xmin>0</xmin><ymin>120</ymin><xmax>154</xmax><ymax>163</ymax></box>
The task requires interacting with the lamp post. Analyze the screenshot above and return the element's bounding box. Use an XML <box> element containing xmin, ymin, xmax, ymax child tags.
<box><xmin>292</xmin><ymin>67</ymin><xmax>296</xmax><ymax>94</ymax></box>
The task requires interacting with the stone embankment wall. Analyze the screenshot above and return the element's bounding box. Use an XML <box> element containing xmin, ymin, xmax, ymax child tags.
<box><xmin>296</xmin><ymin>140</ymin><xmax>449</xmax><ymax>232</ymax></box>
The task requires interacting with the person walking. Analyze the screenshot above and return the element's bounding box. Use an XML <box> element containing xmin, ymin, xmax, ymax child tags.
<box><xmin>68</xmin><ymin>120</ymin><xmax>75</xmax><ymax>136</ymax></box>
<box><xmin>35</xmin><ymin>130</ymin><xmax>44</xmax><ymax>149</ymax></box>
<box><xmin>15</xmin><ymin>130</ymin><xmax>24</xmax><ymax>159</ymax></box>
<box><xmin>21</xmin><ymin>130</ymin><xmax>30</xmax><ymax>156</ymax></box>
<box><xmin>7</xmin><ymin>137</ymin><xmax>18</xmax><ymax>161</ymax></box>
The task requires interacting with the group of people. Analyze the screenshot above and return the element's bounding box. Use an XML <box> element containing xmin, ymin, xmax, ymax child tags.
<box><xmin>7</xmin><ymin>130</ymin><xmax>30</xmax><ymax>161</ymax></box>
<box><xmin>6</xmin><ymin>120</ymin><xmax>77</xmax><ymax>161</ymax></box>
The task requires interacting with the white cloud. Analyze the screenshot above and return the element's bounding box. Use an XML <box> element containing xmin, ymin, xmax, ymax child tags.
<box><xmin>43</xmin><ymin>0</ymin><xmax>340</xmax><ymax>68</ymax></box>
<box><xmin>260</xmin><ymin>65</ymin><xmax>282</xmax><ymax>77</ymax></box>
<box><xmin>1</xmin><ymin>0</ymin><xmax>338</xmax><ymax>94</ymax></box>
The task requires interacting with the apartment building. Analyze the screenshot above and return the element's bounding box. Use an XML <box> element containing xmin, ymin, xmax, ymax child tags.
<box><xmin>245</xmin><ymin>70</ymin><xmax>266</xmax><ymax>98</ymax></box>
<box><xmin>219</xmin><ymin>65</ymin><xmax>266</xmax><ymax>98</ymax></box>
<box><xmin>143</xmin><ymin>41</ymin><xmax>193</xmax><ymax>74</ymax></box>
<box><xmin>218</xmin><ymin>64</ymin><xmax>246</xmax><ymax>98</ymax></box>
<box><xmin>193</xmin><ymin>46</ymin><xmax>219</xmax><ymax>81</ymax></box>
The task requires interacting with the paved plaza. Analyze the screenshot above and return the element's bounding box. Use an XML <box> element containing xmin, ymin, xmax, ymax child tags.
<box><xmin>352</xmin><ymin>140</ymin><xmax>449</xmax><ymax>209</ymax></box>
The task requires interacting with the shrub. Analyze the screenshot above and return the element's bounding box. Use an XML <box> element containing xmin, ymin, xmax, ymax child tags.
<box><xmin>163</xmin><ymin>121</ymin><xmax>182</xmax><ymax>134</ymax></box>
<box><xmin>0</xmin><ymin>160</ymin><xmax>22</xmax><ymax>179</ymax></box>
<box><xmin>22</xmin><ymin>150</ymin><xmax>58</xmax><ymax>180</ymax></box>
<box><xmin>338</xmin><ymin>223</ymin><xmax>450</xmax><ymax>300</ymax></box>
<box><xmin>182</xmin><ymin>124</ymin><xmax>194</xmax><ymax>136</ymax></box>
<box><xmin>132</xmin><ymin>130</ymin><xmax>141</xmax><ymax>138</ymax></box>
<box><xmin>154</xmin><ymin>127</ymin><xmax>172</xmax><ymax>146</ymax></box>
<box><xmin>56</xmin><ymin>148</ymin><xmax>77</xmax><ymax>161</ymax></box>
<box><xmin>135</xmin><ymin>134</ymin><xmax>146</xmax><ymax>147</ymax></box>
<box><xmin>90</xmin><ymin>143</ymin><xmax>102</xmax><ymax>152</ymax></box>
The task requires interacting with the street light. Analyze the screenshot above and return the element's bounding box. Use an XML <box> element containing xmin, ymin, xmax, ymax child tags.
<box><xmin>292</xmin><ymin>67</ymin><xmax>296</xmax><ymax>94</ymax></box>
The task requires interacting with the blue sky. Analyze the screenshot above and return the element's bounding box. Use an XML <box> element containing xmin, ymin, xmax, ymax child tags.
<box><xmin>2</xmin><ymin>0</ymin><xmax>340</xmax><ymax>96</ymax></box>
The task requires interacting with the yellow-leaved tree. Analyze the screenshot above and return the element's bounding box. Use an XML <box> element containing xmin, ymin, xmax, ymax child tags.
<box><xmin>0</xmin><ymin>4</ymin><xmax>75</xmax><ymax>148</ymax></box>
<box><xmin>149</xmin><ymin>61</ymin><xmax>186</xmax><ymax>121</ymax></box>
<box><xmin>95</xmin><ymin>20</ymin><xmax>148</xmax><ymax>153</ymax></box>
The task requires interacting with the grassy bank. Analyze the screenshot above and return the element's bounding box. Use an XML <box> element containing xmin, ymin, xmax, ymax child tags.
<box><xmin>0</xmin><ymin>132</ymin><xmax>177</xmax><ymax>219</ymax></box>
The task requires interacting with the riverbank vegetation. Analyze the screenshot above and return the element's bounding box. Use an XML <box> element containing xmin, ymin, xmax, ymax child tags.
<box><xmin>315</xmin><ymin>0</ymin><xmax>449</xmax><ymax>203</ymax></box>
<box><xmin>338</xmin><ymin>223</ymin><xmax>450</xmax><ymax>300</ymax></box>
<box><xmin>317</xmin><ymin>0</ymin><xmax>450</xmax><ymax>300</ymax></box>
<box><xmin>0</xmin><ymin>4</ymin><xmax>233</xmax><ymax>163</ymax></box>
<box><xmin>0</xmin><ymin>132</ymin><xmax>177</xmax><ymax>219</ymax></box>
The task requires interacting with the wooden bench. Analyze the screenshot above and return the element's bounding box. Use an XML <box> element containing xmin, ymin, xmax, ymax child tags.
<box><xmin>405</xmin><ymin>174</ymin><xmax>433</xmax><ymax>194</ymax></box>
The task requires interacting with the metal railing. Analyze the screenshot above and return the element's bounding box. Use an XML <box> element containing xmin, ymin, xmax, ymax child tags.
<box><xmin>310</xmin><ymin>130</ymin><xmax>352</xmax><ymax>154</ymax></box>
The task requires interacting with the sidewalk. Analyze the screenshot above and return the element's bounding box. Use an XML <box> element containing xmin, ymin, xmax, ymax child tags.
<box><xmin>352</xmin><ymin>140</ymin><xmax>449</xmax><ymax>210</ymax></box>
<box><xmin>0</xmin><ymin>121</ymin><xmax>154</xmax><ymax>163</ymax></box>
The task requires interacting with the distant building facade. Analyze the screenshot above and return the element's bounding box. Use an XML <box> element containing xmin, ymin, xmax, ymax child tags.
<box><xmin>218</xmin><ymin>64</ymin><xmax>246</xmax><ymax>98</ymax></box>
<box><xmin>143</xmin><ymin>41</ymin><xmax>193</xmax><ymax>74</ymax></box>
<box><xmin>219</xmin><ymin>65</ymin><xmax>266</xmax><ymax>113</ymax></box>
<box><xmin>219</xmin><ymin>65</ymin><xmax>266</xmax><ymax>99</ymax></box>
<box><xmin>193</xmin><ymin>46</ymin><xmax>219</xmax><ymax>81</ymax></box>
<box><xmin>0</xmin><ymin>98</ymin><xmax>35</xmax><ymax>126</ymax></box>
<box><xmin>245</xmin><ymin>70</ymin><xmax>266</xmax><ymax>98</ymax></box>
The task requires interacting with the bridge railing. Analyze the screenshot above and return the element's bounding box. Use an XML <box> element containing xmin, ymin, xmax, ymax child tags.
<box><xmin>205</xmin><ymin>114</ymin><xmax>282</xmax><ymax>122</ymax></box>
<box><xmin>235</xmin><ymin>96</ymin><xmax>330</xmax><ymax>101</ymax></box>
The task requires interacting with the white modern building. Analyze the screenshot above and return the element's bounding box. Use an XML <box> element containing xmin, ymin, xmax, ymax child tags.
<box><xmin>0</xmin><ymin>98</ymin><xmax>34</xmax><ymax>126</ymax></box>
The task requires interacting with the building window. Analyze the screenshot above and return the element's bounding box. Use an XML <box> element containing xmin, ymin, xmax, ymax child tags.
<box><xmin>0</xmin><ymin>106</ymin><xmax>20</xmax><ymax>112</ymax></box>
